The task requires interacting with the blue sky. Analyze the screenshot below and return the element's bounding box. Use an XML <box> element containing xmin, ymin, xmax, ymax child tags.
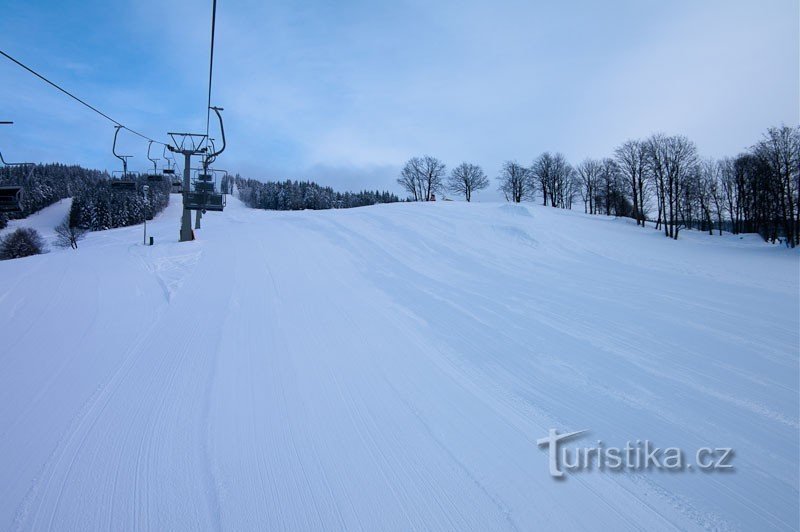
<box><xmin>1</xmin><ymin>0</ymin><xmax>798</xmax><ymax>199</ymax></box>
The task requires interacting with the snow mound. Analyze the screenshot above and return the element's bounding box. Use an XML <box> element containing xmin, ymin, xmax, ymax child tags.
<box><xmin>497</xmin><ymin>203</ymin><xmax>532</xmax><ymax>217</ymax></box>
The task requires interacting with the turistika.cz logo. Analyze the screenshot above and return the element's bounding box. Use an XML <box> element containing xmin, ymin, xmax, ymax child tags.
<box><xmin>536</xmin><ymin>429</ymin><xmax>734</xmax><ymax>478</ymax></box>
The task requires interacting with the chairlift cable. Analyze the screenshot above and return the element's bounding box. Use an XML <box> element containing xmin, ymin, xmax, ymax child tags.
<box><xmin>0</xmin><ymin>49</ymin><xmax>166</xmax><ymax>146</ymax></box>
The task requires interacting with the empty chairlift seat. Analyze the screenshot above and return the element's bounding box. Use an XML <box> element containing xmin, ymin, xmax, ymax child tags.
<box><xmin>205</xmin><ymin>193</ymin><xmax>225</xmax><ymax>211</ymax></box>
<box><xmin>147</xmin><ymin>174</ymin><xmax>164</xmax><ymax>182</ymax></box>
<box><xmin>111</xmin><ymin>181</ymin><xmax>137</xmax><ymax>192</ymax></box>
<box><xmin>185</xmin><ymin>191</ymin><xmax>225</xmax><ymax>212</ymax></box>
<box><xmin>0</xmin><ymin>185</ymin><xmax>24</xmax><ymax>212</ymax></box>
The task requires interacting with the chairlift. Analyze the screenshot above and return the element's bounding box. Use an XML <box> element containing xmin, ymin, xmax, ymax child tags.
<box><xmin>192</xmin><ymin>109</ymin><xmax>227</xmax><ymax>213</ymax></box>
<box><xmin>146</xmin><ymin>140</ymin><xmax>163</xmax><ymax>181</ymax></box>
<box><xmin>0</xmin><ymin>185</ymin><xmax>24</xmax><ymax>212</ymax></box>
<box><xmin>162</xmin><ymin>145</ymin><xmax>177</xmax><ymax>175</ymax></box>
<box><xmin>111</xmin><ymin>126</ymin><xmax>135</xmax><ymax>193</ymax></box>
<box><xmin>205</xmin><ymin>193</ymin><xmax>225</xmax><ymax>211</ymax></box>
<box><xmin>169</xmin><ymin>163</ymin><xmax>183</xmax><ymax>192</ymax></box>
<box><xmin>185</xmin><ymin>191</ymin><xmax>225</xmax><ymax>212</ymax></box>
<box><xmin>111</xmin><ymin>180</ymin><xmax>137</xmax><ymax>192</ymax></box>
<box><xmin>212</xmin><ymin>169</ymin><xmax>230</xmax><ymax>194</ymax></box>
<box><xmin>192</xmin><ymin>167</ymin><xmax>216</xmax><ymax>192</ymax></box>
<box><xmin>209</xmin><ymin>168</ymin><xmax>230</xmax><ymax>194</ymax></box>
<box><xmin>0</xmin><ymin>122</ymin><xmax>30</xmax><ymax>212</ymax></box>
<box><xmin>203</xmin><ymin>138</ymin><xmax>217</xmax><ymax>168</ymax></box>
<box><xmin>0</xmin><ymin>162</ymin><xmax>29</xmax><ymax>212</ymax></box>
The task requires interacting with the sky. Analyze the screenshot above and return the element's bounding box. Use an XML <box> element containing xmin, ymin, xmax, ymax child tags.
<box><xmin>1</xmin><ymin>0</ymin><xmax>798</xmax><ymax>199</ymax></box>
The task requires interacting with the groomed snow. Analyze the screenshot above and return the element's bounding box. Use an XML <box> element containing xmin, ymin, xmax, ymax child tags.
<box><xmin>0</xmin><ymin>194</ymin><xmax>797</xmax><ymax>531</ymax></box>
<box><xmin>0</xmin><ymin>198</ymin><xmax>72</xmax><ymax>246</ymax></box>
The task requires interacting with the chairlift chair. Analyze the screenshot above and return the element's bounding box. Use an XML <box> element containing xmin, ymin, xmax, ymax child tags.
<box><xmin>0</xmin><ymin>133</ymin><xmax>31</xmax><ymax>212</ymax></box>
<box><xmin>110</xmin><ymin>170</ymin><xmax>137</xmax><ymax>191</ymax></box>
<box><xmin>185</xmin><ymin>191</ymin><xmax>225</xmax><ymax>212</ymax></box>
<box><xmin>194</xmin><ymin>170</ymin><xmax>215</xmax><ymax>190</ymax></box>
<box><xmin>205</xmin><ymin>192</ymin><xmax>225</xmax><ymax>211</ymax></box>
<box><xmin>170</xmin><ymin>168</ymin><xmax>183</xmax><ymax>193</ymax></box>
<box><xmin>211</xmin><ymin>169</ymin><xmax>230</xmax><ymax>194</ymax></box>
<box><xmin>111</xmin><ymin>180</ymin><xmax>137</xmax><ymax>192</ymax></box>
<box><xmin>164</xmin><ymin>151</ymin><xmax>179</xmax><ymax>190</ymax></box>
<box><xmin>162</xmin><ymin>145</ymin><xmax>177</xmax><ymax>176</ymax></box>
<box><xmin>146</xmin><ymin>141</ymin><xmax>163</xmax><ymax>181</ymax></box>
<box><xmin>0</xmin><ymin>185</ymin><xmax>24</xmax><ymax>212</ymax></box>
<box><xmin>111</xmin><ymin>126</ymin><xmax>136</xmax><ymax>193</ymax></box>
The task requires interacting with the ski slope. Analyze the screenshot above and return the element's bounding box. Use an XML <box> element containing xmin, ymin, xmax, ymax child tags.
<box><xmin>0</xmin><ymin>194</ymin><xmax>797</xmax><ymax>531</ymax></box>
<box><xmin>0</xmin><ymin>198</ymin><xmax>72</xmax><ymax>247</ymax></box>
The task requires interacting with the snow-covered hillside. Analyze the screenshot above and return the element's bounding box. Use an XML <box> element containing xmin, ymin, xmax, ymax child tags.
<box><xmin>0</xmin><ymin>198</ymin><xmax>72</xmax><ymax>246</ymax></box>
<box><xmin>0</xmin><ymin>194</ymin><xmax>797</xmax><ymax>531</ymax></box>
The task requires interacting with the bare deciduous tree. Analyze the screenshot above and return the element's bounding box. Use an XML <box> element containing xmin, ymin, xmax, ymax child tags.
<box><xmin>576</xmin><ymin>159</ymin><xmax>601</xmax><ymax>214</ymax></box>
<box><xmin>497</xmin><ymin>161</ymin><xmax>534</xmax><ymax>203</ymax></box>
<box><xmin>598</xmin><ymin>158</ymin><xmax>627</xmax><ymax>216</ymax></box>
<box><xmin>563</xmin><ymin>167</ymin><xmax>581</xmax><ymax>210</ymax></box>
<box><xmin>709</xmin><ymin>161</ymin><xmax>726</xmax><ymax>236</ymax></box>
<box><xmin>614</xmin><ymin>139</ymin><xmax>649</xmax><ymax>226</ymax></box>
<box><xmin>694</xmin><ymin>159</ymin><xmax>726</xmax><ymax>235</ymax></box>
<box><xmin>753</xmin><ymin>125</ymin><xmax>800</xmax><ymax>247</ymax></box>
<box><xmin>531</xmin><ymin>152</ymin><xmax>575</xmax><ymax>208</ymax></box>
<box><xmin>646</xmin><ymin>134</ymin><xmax>698</xmax><ymax>239</ymax></box>
<box><xmin>531</xmin><ymin>152</ymin><xmax>554</xmax><ymax>206</ymax></box>
<box><xmin>447</xmin><ymin>162</ymin><xmax>489</xmax><ymax>202</ymax></box>
<box><xmin>532</xmin><ymin>152</ymin><xmax>551</xmax><ymax>206</ymax></box>
<box><xmin>397</xmin><ymin>156</ymin><xmax>447</xmax><ymax>201</ymax></box>
<box><xmin>54</xmin><ymin>216</ymin><xmax>87</xmax><ymax>249</ymax></box>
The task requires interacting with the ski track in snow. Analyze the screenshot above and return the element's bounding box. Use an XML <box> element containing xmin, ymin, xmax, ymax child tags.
<box><xmin>0</xmin><ymin>194</ymin><xmax>797</xmax><ymax>531</ymax></box>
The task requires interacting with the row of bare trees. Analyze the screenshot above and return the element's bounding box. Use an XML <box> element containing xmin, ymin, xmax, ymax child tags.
<box><xmin>398</xmin><ymin>125</ymin><xmax>798</xmax><ymax>246</ymax></box>
<box><xmin>397</xmin><ymin>156</ymin><xmax>490</xmax><ymax>202</ymax></box>
<box><xmin>496</xmin><ymin>137</ymin><xmax>702</xmax><ymax>241</ymax></box>
<box><xmin>589</xmin><ymin>126</ymin><xmax>799</xmax><ymax>244</ymax></box>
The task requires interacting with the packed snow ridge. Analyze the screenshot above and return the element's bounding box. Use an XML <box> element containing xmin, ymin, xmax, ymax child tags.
<box><xmin>0</xmin><ymin>194</ymin><xmax>797</xmax><ymax>531</ymax></box>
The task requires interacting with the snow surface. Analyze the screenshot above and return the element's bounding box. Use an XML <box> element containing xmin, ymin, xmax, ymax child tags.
<box><xmin>0</xmin><ymin>198</ymin><xmax>72</xmax><ymax>247</ymax></box>
<box><xmin>0</xmin><ymin>194</ymin><xmax>797</xmax><ymax>531</ymax></box>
